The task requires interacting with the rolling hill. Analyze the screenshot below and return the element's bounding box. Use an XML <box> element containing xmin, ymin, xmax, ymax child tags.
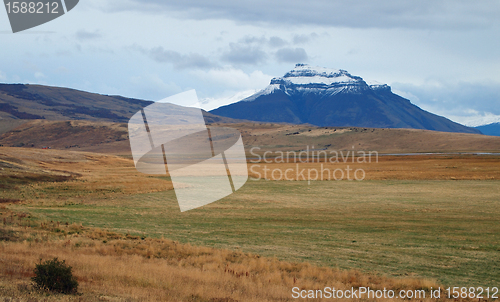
<box><xmin>1</xmin><ymin>120</ymin><xmax>499</xmax><ymax>155</ymax></box>
<box><xmin>0</xmin><ymin>83</ymin><xmax>244</xmax><ymax>128</ymax></box>
<box><xmin>0</xmin><ymin>83</ymin><xmax>152</xmax><ymax>122</ymax></box>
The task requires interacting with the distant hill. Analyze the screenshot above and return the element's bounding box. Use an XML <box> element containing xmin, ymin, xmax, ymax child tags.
<box><xmin>0</xmin><ymin>83</ymin><xmax>153</xmax><ymax>122</ymax></box>
<box><xmin>0</xmin><ymin>83</ymin><xmax>245</xmax><ymax>125</ymax></box>
<box><xmin>1</xmin><ymin>82</ymin><xmax>496</xmax><ymax>155</ymax></box>
<box><xmin>475</xmin><ymin>122</ymin><xmax>500</xmax><ymax>136</ymax></box>
<box><xmin>211</xmin><ymin>64</ymin><xmax>480</xmax><ymax>134</ymax></box>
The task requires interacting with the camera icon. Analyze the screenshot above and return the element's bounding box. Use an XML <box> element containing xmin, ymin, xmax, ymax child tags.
<box><xmin>128</xmin><ymin>90</ymin><xmax>248</xmax><ymax>212</ymax></box>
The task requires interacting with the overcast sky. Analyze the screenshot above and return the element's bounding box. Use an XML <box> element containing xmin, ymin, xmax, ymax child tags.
<box><xmin>1</xmin><ymin>0</ymin><xmax>499</xmax><ymax>125</ymax></box>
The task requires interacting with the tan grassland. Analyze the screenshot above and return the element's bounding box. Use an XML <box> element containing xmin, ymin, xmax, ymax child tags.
<box><xmin>2</xmin><ymin>120</ymin><xmax>500</xmax><ymax>155</ymax></box>
<box><xmin>0</xmin><ymin>129</ymin><xmax>499</xmax><ymax>301</ymax></box>
<box><xmin>0</xmin><ymin>210</ymin><xmax>443</xmax><ymax>301</ymax></box>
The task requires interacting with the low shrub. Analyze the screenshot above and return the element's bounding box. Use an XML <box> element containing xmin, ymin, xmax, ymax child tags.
<box><xmin>31</xmin><ymin>257</ymin><xmax>78</xmax><ymax>294</ymax></box>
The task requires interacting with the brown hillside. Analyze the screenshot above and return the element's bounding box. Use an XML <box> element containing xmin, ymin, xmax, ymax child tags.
<box><xmin>0</xmin><ymin>83</ymin><xmax>249</xmax><ymax>125</ymax></box>
<box><xmin>0</xmin><ymin>84</ymin><xmax>152</xmax><ymax>122</ymax></box>
<box><xmin>228</xmin><ymin>123</ymin><xmax>500</xmax><ymax>154</ymax></box>
<box><xmin>0</xmin><ymin>120</ymin><xmax>130</xmax><ymax>152</ymax></box>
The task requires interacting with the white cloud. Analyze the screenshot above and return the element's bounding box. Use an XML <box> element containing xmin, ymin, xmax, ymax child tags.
<box><xmin>392</xmin><ymin>89</ymin><xmax>420</xmax><ymax>103</ymax></box>
<box><xmin>196</xmin><ymin>89</ymin><xmax>259</xmax><ymax>111</ymax></box>
<box><xmin>448</xmin><ymin>112</ymin><xmax>500</xmax><ymax>127</ymax></box>
<box><xmin>128</xmin><ymin>74</ymin><xmax>183</xmax><ymax>101</ymax></box>
<box><xmin>34</xmin><ymin>72</ymin><xmax>46</xmax><ymax>79</ymax></box>
<box><xmin>392</xmin><ymin>80</ymin><xmax>500</xmax><ymax>118</ymax></box>
<box><xmin>191</xmin><ymin>67</ymin><xmax>272</xmax><ymax>91</ymax></box>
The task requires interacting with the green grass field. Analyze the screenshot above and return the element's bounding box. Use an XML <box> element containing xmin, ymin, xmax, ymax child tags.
<box><xmin>12</xmin><ymin>179</ymin><xmax>500</xmax><ymax>287</ymax></box>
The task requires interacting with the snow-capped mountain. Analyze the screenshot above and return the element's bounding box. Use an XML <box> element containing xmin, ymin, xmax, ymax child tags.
<box><xmin>243</xmin><ymin>64</ymin><xmax>378</xmax><ymax>102</ymax></box>
<box><xmin>210</xmin><ymin>64</ymin><xmax>480</xmax><ymax>134</ymax></box>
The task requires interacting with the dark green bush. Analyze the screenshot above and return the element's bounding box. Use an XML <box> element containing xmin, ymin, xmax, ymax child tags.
<box><xmin>31</xmin><ymin>258</ymin><xmax>78</xmax><ymax>294</ymax></box>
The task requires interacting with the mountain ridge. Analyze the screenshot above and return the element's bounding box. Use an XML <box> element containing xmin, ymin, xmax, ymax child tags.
<box><xmin>211</xmin><ymin>64</ymin><xmax>480</xmax><ymax>134</ymax></box>
<box><xmin>0</xmin><ymin>83</ymin><xmax>152</xmax><ymax>122</ymax></box>
<box><xmin>0</xmin><ymin>83</ymin><xmax>245</xmax><ymax>125</ymax></box>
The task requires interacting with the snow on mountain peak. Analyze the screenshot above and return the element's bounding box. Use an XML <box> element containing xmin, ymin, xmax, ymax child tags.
<box><xmin>244</xmin><ymin>64</ymin><xmax>391</xmax><ymax>101</ymax></box>
<box><xmin>367</xmin><ymin>80</ymin><xmax>390</xmax><ymax>91</ymax></box>
<box><xmin>289</xmin><ymin>63</ymin><xmax>347</xmax><ymax>77</ymax></box>
<box><xmin>277</xmin><ymin>63</ymin><xmax>362</xmax><ymax>86</ymax></box>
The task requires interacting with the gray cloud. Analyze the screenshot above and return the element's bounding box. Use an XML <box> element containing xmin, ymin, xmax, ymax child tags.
<box><xmin>151</xmin><ymin>47</ymin><xmax>217</xmax><ymax>70</ymax></box>
<box><xmin>393</xmin><ymin>81</ymin><xmax>500</xmax><ymax>117</ymax></box>
<box><xmin>240</xmin><ymin>36</ymin><xmax>267</xmax><ymax>45</ymax></box>
<box><xmin>275</xmin><ymin>48</ymin><xmax>308</xmax><ymax>63</ymax></box>
<box><xmin>239</xmin><ymin>35</ymin><xmax>288</xmax><ymax>48</ymax></box>
<box><xmin>105</xmin><ymin>0</ymin><xmax>500</xmax><ymax>30</ymax></box>
<box><xmin>75</xmin><ymin>29</ymin><xmax>102</xmax><ymax>40</ymax></box>
<box><xmin>268</xmin><ymin>36</ymin><xmax>287</xmax><ymax>48</ymax></box>
<box><xmin>293</xmin><ymin>33</ymin><xmax>319</xmax><ymax>45</ymax></box>
<box><xmin>132</xmin><ymin>45</ymin><xmax>218</xmax><ymax>70</ymax></box>
<box><xmin>221</xmin><ymin>43</ymin><xmax>267</xmax><ymax>65</ymax></box>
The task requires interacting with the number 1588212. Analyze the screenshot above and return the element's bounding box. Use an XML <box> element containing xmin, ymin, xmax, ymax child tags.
<box><xmin>5</xmin><ymin>2</ymin><xmax>60</xmax><ymax>14</ymax></box>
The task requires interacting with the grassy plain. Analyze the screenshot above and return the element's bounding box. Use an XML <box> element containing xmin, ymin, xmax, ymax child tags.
<box><xmin>0</xmin><ymin>208</ymin><xmax>441</xmax><ymax>302</ymax></box>
<box><xmin>13</xmin><ymin>179</ymin><xmax>500</xmax><ymax>288</ymax></box>
<box><xmin>1</xmin><ymin>147</ymin><xmax>499</xmax><ymax>300</ymax></box>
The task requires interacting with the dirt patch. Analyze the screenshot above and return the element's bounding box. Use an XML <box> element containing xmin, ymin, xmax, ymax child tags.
<box><xmin>0</xmin><ymin>198</ymin><xmax>21</xmax><ymax>204</ymax></box>
<box><xmin>0</xmin><ymin>228</ymin><xmax>19</xmax><ymax>241</ymax></box>
<box><xmin>0</xmin><ymin>174</ymin><xmax>73</xmax><ymax>189</ymax></box>
<box><xmin>296</xmin><ymin>127</ymin><xmax>352</xmax><ymax>136</ymax></box>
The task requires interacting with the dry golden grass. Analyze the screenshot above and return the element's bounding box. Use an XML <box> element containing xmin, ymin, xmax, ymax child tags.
<box><xmin>0</xmin><ymin>208</ymin><xmax>447</xmax><ymax>302</ymax></box>
<box><xmin>0</xmin><ymin>147</ymin><xmax>172</xmax><ymax>204</ymax></box>
<box><xmin>2</xmin><ymin>121</ymin><xmax>500</xmax><ymax>155</ymax></box>
<box><xmin>248</xmin><ymin>154</ymin><xmax>500</xmax><ymax>181</ymax></box>
<box><xmin>1</xmin><ymin>147</ymin><xmax>498</xmax><ymax>300</ymax></box>
<box><xmin>231</xmin><ymin>122</ymin><xmax>500</xmax><ymax>154</ymax></box>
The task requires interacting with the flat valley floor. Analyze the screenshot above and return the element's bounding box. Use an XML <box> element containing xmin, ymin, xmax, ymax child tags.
<box><xmin>1</xmin><ymin>147</ymin><xmax>499</xmax><ymax>300</ymax></box>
